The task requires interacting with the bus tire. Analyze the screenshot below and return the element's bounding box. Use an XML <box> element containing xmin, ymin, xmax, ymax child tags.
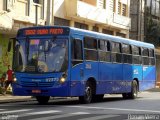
<box><xmin>79</xmin><ymin>81</ymin><xmax>93</xmax><ymax>104</ymax></box>
<box><xmin>122</xmin><ymin>80</ymin><xmax>138</xmax><ymax>99</ymax></box>
<box><xmin>129</xmin><ymin>80</ymin><xmax>138</xmax><ymax>99</ymax></box>
<box><xmin>36</xmin><ymin>96</ymin><xmax>50</xmax><ymax>104</ymax></box>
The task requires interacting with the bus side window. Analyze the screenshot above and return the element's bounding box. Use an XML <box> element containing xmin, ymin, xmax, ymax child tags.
<box><xmin>84</xmin><ymin>37</ymin><xmax>98</xmax><ymax>61</ymax></box>
<box><xmin>132</xmin><ymin>45</ymin><xmax>141</xmax><ymax>65</ymax></box>
<box><xmin>142</xmin><ymin>47</ymin><xmax>149</xmax><ymax>65</ymax></box>
<box><xmin>98</xmin><ymin>40</ymin><xmax>111</xmax><ymax>62</ymax></box>
<box><xmin>122</xmin><ymin>44</ymin><xmax>132</xmax><ymax>64</ymax></box>
<box><xmin>111</xmin><ymin>42</ymin><xmax>122</xmax><ymax>63</ymax></box>
<box><xmin>149</xmin><ymin>49</ymin><xmax>155</xmax><ymax>66</ymax></box>
<box><xmin>72</xmin><ymin>39</ymin><xmax>83</xmax><ymax>66</ymax></box>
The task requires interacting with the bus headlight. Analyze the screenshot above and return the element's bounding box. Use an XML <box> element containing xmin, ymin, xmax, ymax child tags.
<box><xmin>59</xmin><ymin>77</ymin><xmax>66</xmax><ymax>83</ymax></box>
<box><xmin>13</xmin><ymin>77</ymin><xmax>17</xmax><ymax>82</ymax></box>
<box><xmin>59</xmin><ymin>73</ymin><xmax>67</xmax><ymax>84</ymax></box>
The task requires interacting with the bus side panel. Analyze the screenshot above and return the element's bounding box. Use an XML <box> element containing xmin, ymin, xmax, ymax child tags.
<box><xmin>111</xmin><ymin>63</ymin><xmax>123</xmax><ymax>93</ymax></box>
<box><xmin>70</xmin><ymin>63</ymin><xmax>85</xmax><ymax>96</ymax></box>
<box><xmin>84</xmin><ymin>61</ymin><xmax>98</xmax><ymax>92</ymax></box>
<box><xmin>140</xmin><ymin>66</ymin><xmax>156</xmax><ymax>91</ymax></box>
<box><xmin>97</xmin><ymin>62</ymin><xmax>112</xmax><ymax>94</ymax></box>
<box><xmin>124</xmin><ymin>65</ymin><xmax>143</xmax><ymax>92</ymax></box>
<box><xmin>123</xmin><ymin>64</ymin><xmax>133</xmax><ymax>92</ymax></box>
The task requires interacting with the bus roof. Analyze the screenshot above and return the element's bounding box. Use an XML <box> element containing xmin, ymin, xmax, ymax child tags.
<box><xmin>69</xmin><ymin>27</ymin><xmax>154</xmax><ymax>49</ymax></box>
<box><xmin>17</xmin><ymin>26</ymin><xmax>154</xmax><ymax>49</ymax></box>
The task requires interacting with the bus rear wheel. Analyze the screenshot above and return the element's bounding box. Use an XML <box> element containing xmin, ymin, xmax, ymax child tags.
<box><xmin>129</xmin><ymin>80</ymin><xmax>138</xmax><ymax>99</ymax></box>
<box><xmin>79</xmin><ymin>82</ymin><xmax>93</xmax><ymax>104</ymax></box>
<box><xmin>36</xmin><ymin>96</ymin><xmax>50</xmax><ymax>104</ymax></box>
<box><xmin>122</xmin><ymin>80</ymin><xmax>138</xmax><ymax>99</ymax></box>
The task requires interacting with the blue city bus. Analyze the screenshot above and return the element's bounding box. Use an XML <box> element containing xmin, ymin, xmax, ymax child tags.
<box><xmin>10</xmin><ymin>26</ymin><xmax>156</xmax><ymax>104</ymax></box>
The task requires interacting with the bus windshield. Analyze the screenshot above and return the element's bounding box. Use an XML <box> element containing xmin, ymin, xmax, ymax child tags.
<box><xmin>14</xmin><ymin>37</ymin><xmax>68</xmax><ymax>73</ymax></box>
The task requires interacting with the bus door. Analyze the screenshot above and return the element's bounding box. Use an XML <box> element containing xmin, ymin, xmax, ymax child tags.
<box><xmin>70</xmin><ymin>37</ymin><xmax>84</xmax><ymax>96</ymax></box>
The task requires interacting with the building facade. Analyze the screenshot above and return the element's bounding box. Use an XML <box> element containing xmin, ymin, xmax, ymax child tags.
<box><xmin>130</xmin><ymin>0</ymin><xmax>160</xmax><ymax>87</ymax></box>
<box><xmin>0</xmin><ymin>0</ymin><xmax>131</xmax><ymax>75</ymax></box>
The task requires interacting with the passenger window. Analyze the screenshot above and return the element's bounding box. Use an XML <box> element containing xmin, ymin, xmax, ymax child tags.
<box><xmin>72</xmin><ymin>39</ymin><xmax>83</xmax><ymax>60</ymax></box>
<box><xmin>84</xmin><ymin>37</ymin><xmax>97</xmax><ymax>49</ymax></box>
<box><xmin>142</xmin><ymin>47</ymin><xmax>149</xmax><ymax>65</ymax></box>
<box><xmin>132</xmin><ymin>46</ymin><xmax>140</xmax><ymax>55</ymax></box>
<box><xmin>149</xmin><ymin>49</ymin><xmax>154</xmax><ymax>57</ymax></box>
<box><xmin>111</xmin><ymin>42</ymin><xmax>122</xmax><ymax>63</ymax></box>
<box><xmin>98</xmin><ymin>40</ymin><xmax>111</xmax><ymax>52</ymax></box>
<box><xmin>72</xmin><ymin>39</ymin><xmax>83</xmax><ymax>66</ymax></box>
<box><xmin>142</xmin><ymin>48</ymin><xmax>149</xmax><ymax>56</ymax></box>
<box><xmin>84</xmin><ymin>37</ymin><xmax>98</xmax><ymax>61</ymax></box>
<box><xmin>98</xmin><ymin>40</ymin><xmax>111</xmax><ymax>62</ymax></box>
<box><xmin>112</xmin><ymin>42</ymin><xmax>120</xmax><ymax>53</ymax></box>
<box><xmin>132</xmin><ymin>46</ymin><xmax>141</xmax><ymax>64</ymax></box>
<box><xmin>122</xmin><ymin>44</ymin><xmax>131</xmax><ymax>54</ymax></box>
<box><xmin>85</xmin><ymin>50</ymin><xmax>98</xmax><ymax>61</ymax></box>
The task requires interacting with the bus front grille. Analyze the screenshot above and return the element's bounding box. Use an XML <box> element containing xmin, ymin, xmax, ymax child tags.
<box><xmin>20</xmin><ymin>81</ymin><xmax>54</xmax><ymax>87</ymax></box>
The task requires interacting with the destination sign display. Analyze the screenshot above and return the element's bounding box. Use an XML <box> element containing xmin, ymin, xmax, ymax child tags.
<box><xmin>17</xmin><ymin>27</ymin><xmax>70</xmax><ymax>37</ymax></box>
<box><xmin>25</xmin><ymin>28</ymin><xmax>64</xmax><ymax>35</ymax></box>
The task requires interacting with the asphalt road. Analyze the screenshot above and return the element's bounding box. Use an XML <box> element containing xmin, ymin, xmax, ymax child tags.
<box><xmin>0</xmin><ymin>92</ymin><xmax>160</xmax><ymax>120</ymax></box>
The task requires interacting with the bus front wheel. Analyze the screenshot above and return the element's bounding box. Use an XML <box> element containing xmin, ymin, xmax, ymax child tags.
<box><xmin>36</xmin><ymin>96</ymin><xmax>50</xmax><ymax>104</ymax></box>
<box><xmin>79</xmin><ymin>82</ymin><xmax>93</xmax><ymax>104</ymax></box>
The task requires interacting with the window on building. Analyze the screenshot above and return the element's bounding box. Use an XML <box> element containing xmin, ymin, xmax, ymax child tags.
<box><xmin>75</xmin><ymin>22</ymin><xmax>88</xmax><ymax>30</ymax></box>
<box><xmin>113</xmin><ymin>0</ymin><xmax>116</xmax><ymax>12</ymax></box>
<box><xmin>103</xmin><ymin>0</ymin><xmax>106</xmax><ymax>9</ymax></box>
<box><xmin>92</xmin><ymin>26</ymin><xmax>99</xmax><ymax>32</ymax></box>
<box><xmin>102</xmin><ymin>29</ymin><xmax>113</xmax><ymax>35</ymax></box>
<box><xmin>118</xmin><ymin>2</ymin><xmax>121</xmax><ymax>15</ymax></box>
<box><xmin>122</xmin><ymin>4</ymin><xmax>127</xmax><ymax>16</ymax></box>
<box><xmin>33</xmin><ymin>0</ymin><xmax>40</xmax><ymax>4</ymax></box>
<box><xmin>54</xmin><ymin>17</ymin><xmax>70</xmax><ymax>26</ymax></box>
<box><xmin>116</xmin><ymin>32</ymin><xmax>126</xmax><ymax>38</ymax></box>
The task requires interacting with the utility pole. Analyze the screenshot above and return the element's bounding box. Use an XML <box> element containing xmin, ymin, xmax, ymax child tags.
<box><xmin>35</xmin><ymin>4</ymin><xmax>38</xmax><ymax>26</ymax></box>
<box><xmin>46</xmin><ymin>0</ymin><xmax>54</xmax><ymax>25</ymax></box>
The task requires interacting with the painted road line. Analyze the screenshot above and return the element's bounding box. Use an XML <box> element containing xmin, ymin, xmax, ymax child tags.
<box><xmin>0</xmin><ymin>109</ymin><xmax>32</xmax><ymax>114</ymax></box>
<box><xmin>71</xmin><ymin>112</ymin><xmax>90</xmax><ymax>114</ymax></box>
<box><xmin>78</xmin><ymin>114</ymin><xmax>120</xmax><ymax>120</ymax></box>
<box><xmin>26</xmin><ymin>110</ymin><xmax>61</xmax><ymax>115</ymax></box>
<box><xmin>29</xmin><ymin>112</ymin><xmax>89</xmax><ymax>120</ymax></box>
<box><xmin>66</xmin><ymin>106</ymin><xmax>160</xmax><ymax>113</ymax></box>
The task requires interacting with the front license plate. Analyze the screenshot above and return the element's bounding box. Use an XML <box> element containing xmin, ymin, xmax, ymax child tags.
<box><xmin>32</xmin><ymin>90</ymin><xmax>41</xmax><ymax>93</ymax></box>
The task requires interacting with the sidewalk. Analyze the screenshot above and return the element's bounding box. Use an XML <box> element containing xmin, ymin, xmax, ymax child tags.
<box><xmin>0</xmin><ymin>94</ymin><xmax>33</xmax><ymax>103</ymax></box>
<box><xmin>0</xmin><ymin>88</ymin><xmax>160</xmax><ymax>103</ymax></box>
